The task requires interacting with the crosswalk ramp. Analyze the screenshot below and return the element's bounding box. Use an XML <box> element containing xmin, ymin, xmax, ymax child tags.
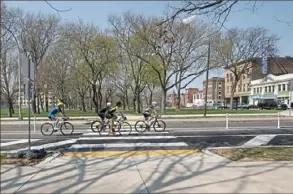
<box><xmin>67</xmin><ymin>130</ymin><xmax>189</xmax><ymax>152</ymax></box>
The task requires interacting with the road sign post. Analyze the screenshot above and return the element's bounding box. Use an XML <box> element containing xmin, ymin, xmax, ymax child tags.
<box><xmin>22</xmin><ymin>55</ymin><xmax>35</xmax><ymax>151</ymax></box>
<box><xmin>288</xmin><ymin>81</ymin><xmax>293</xmax><ymax>116</ymax></box>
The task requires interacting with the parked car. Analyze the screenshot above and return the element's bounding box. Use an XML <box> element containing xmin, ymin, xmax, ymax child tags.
<box><xmin>258</xmin><ymin>102</ymin><xmax>288</xmax><ymax>110</ymax></box>
<box><xmin>237</xmin><ymin>103</ymin><xmax>250</xmax><ymax>109</ymax></box>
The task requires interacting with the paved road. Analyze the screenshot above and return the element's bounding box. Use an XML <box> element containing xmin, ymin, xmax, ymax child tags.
<box><xmin>1</xmin><ymin>119</ymin><xmax>293</xmax><ymax>130</ymax></box>
<box><xmin>1</xmin><ymin>123</ymin><xmax>293</xmax><ymax>152</ymax></box>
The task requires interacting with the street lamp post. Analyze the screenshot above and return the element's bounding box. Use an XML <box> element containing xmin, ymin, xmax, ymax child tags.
<box><xmin>204</xmin><ymin>40</ymin><xmax>211</xmax><ymax>117</ymax></box>
<box><xmin>18</xmin><ymin>49</ymin><xmax>23</xmax><ymax>120</ymax></box>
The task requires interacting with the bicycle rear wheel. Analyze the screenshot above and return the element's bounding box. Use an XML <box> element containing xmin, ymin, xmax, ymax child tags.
<box><xmin>118</xmin><ymin>122</ymin><xmax>132</xmax><ymax>136</ymax></box>
<box><xmin>41</xmin><ymin>123</ymin><xmax>54</xmax><ymax>136</ymax></box>
<box><xmin>134</xmin><ymin>120</ymin><xmax>147</xmax><ymax>133</ymax></box>
<box><xmin>60</xmin><ymin>122</ymin><xmax>74</xmax><ymax>135</ymax></box>
<box><xmin>153</xmin><ymin>120</ymin><xmax>166</xmax><ymax>132</ymax></box>
<box><xmin>91</xmin><ymin>120</ymin><xmax>102</xmax><ymax>133</ymax></box>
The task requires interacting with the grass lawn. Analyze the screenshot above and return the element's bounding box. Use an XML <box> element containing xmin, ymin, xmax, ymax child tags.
<box><xmin>211</xmin><ymin>146</ymin><xmax>293</xmax><ymax>161</ymax></box>
<box><xmin>1</xmin><ymin>108</ymin><xmax>281</xmax><ymax>118</ymax></box>
<box><xmin>0</xmin><ymin>108</ymin><xmax>134</xmax><ymax>118</ymax></box>
<box><xmin>159</xmin><ymin>108</ymin><xmax>281</xmax><ymax>115</ymax></box>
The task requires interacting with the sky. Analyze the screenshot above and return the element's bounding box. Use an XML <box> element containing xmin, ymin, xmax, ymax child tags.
<box><xmin>5</xmin><ymin>1</ymin><xmax>293</xmax><ymax>91</ymax></box>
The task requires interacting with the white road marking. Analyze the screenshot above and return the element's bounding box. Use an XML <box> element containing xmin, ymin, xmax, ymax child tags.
<box><xmin>82</xmin><ymin>131</ymin><xmax>169</xmax><ymax>136</ymax></box>
<box><xmin>1</xmin><ymin>139</ymin><xmax>41</xmax><ymax>147</ymax></box>
<box><xmin>70</xmin><ymin>142</ymin><xmax>188</xmax><ymax>149</ymax></box>
<box><xmin>179</xmin><ymin>134</ymin><xmax>293</xmax><ymax>138</ymax></box>
<box><xmin>78</xmin><ymin>136</ymin><xmax>176</xmax><ymax>140</ymax></box>
<box><xmin>242</xmin><ymin>135</ymin><xmax>277</xmax><ymax>147</ymax></box>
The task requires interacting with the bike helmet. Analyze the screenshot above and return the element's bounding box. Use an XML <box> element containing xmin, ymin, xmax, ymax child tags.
<box><xmin>106</xmin><ymin>102</ymin><xmax>111</xmax><ymax>107</ymax></box>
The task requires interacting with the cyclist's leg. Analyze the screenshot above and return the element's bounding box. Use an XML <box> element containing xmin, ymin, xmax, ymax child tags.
<box><xmin>111</xmin><ymin>115</ymin><xmax>118</xmax><ymax>132</ymax></box>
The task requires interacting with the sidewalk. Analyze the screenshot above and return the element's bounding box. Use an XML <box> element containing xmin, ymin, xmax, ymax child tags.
<box><xmin>1</xmin><ymin>151</ymin><xmax>292</xmax><ymax>193</ymax></box>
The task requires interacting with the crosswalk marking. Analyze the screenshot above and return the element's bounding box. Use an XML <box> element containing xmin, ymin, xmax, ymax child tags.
<box><xmin>70</xmin><ymin>142</ymin><xmax>188</xmax><ymax>149</ymax></box>
<box><xmin>242</xmin><ymin>135</ymin><xmax>276</xmax><ymax>147</ymax></box>
<box><xmin>82</xmin><ymin>131</ymin><xmax>169</xmax><ymax>136</ymax></box>
<box><xmin>0</xmin><ymin>139</ymin><xmax>41</xmax><ymax>147</ymax></box>
<box><xmin>78</xmin><ymin>136</ymin><xmax>176</xmax><ymax>140</ymax></box>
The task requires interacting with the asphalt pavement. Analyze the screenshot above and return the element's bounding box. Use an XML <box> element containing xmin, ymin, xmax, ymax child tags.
<box><xmin>1</xmin><ymin>119</ymin><xmax>293</xmax><ymax>153</ymax></box>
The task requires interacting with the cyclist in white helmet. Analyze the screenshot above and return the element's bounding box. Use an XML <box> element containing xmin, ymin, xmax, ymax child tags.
<box><xmin>142</xmin><ymin>101</ymin><xmax>158</xmax><ymax>125</ymax></box>
<box><xmin>97</xmin><ymin>102</ymin><xmax>112</xmax><ymax>122</ymax></box>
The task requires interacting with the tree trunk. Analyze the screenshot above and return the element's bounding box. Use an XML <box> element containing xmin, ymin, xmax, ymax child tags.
<box><xmin>45</xmin><ymin>93</ymin><xmax>49</xmax><ymax>112</ymax></box>
<box><xmin>125</xmin><ymin>91</ymin><xmax>129</xmax><ymax>110</ymax></box>
<box><xmin>176</xmin><ymin>85</ymin><xmax>181</xmax><ymax>109</ymax></box>
<box><xmin>81</xmin><ymin>96</ymin><xmax>86</xmax><ymax>112</ymax></box>
<box><xmin>132</xmin><ymin>97</ymin><xmax>136</xmax><ymax>112</ymax></box>
<box><xmin>91</xmin><ymin>84</ymin><xmax>98</xmax><ymax>112</ymax></box>
<box><xmin>161</xmin><ymin>88</ymin><xmax>167</xmax><ymax>114</ymax></box>
<box><xmin>8</xmin><ymin>99</ymin><xmax>13</xmax><ymax>117</ymax></box>
<box><xmin>136</xmin><ymin>92</ymin><xmax>141</xmax><ymax>113</ymax></box>
<box><xmin>229</xmin><ymin>82</ymin><xmax>237</xmax><ymax>110</ymax></box>
<box><xmin>39</xmin><ymin>94</ymin><xmax>44</xmax><ymax>112</ymax></box>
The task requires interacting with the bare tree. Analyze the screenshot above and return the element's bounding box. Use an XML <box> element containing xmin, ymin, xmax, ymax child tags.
<box><xmin>19</xmin><ymin>11</ymin><xmax>60</xmax><ymax>113</ymax></box>
<box><xmin>128</xmin><ymin>13</ymin><xmax>211</xmax><ymax>113</ymax></box>
<box><xmin>65</xmin><ymin>20</ymin><xmax>119</xmax><ymax>112</ymax></box>
<box><xmin>109</xmin><ymin>12</ymin><xmax>154</xmax><ymax>113</ymax></box>
<box><xmin>0</xmin><ymin>3</ymin><xmax>20</xmax><ymax>116</ymax></box>
<box><xmin>213</xmin><ymin>27</ymin><xmax>279</xmax><ymax>109</ymax></box>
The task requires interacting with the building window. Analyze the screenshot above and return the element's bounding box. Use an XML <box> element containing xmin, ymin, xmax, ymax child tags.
<box><xmin>272</xmin><ymin>85</ymin><xmax>275</xmax><ymax>92</ymax></box>
<box><xmin>254</xmin><ymin>88</ymin><xmax>256</xmax><ymax>94</ymax></box>
<box><xmin>265</xmin><ymin>87</ymin><xmax>267</xmax><ymax>93</ymax></box>
<box><xmin>243</xmin><ymin>84</ymin><xmax>246</xmax><ymax>92</ymax></box>
<box><xmin>226</xmin><ymin>74</ymin><xmax>229</xmax><ymax>82</ymax></box>
<box><xmin>227</xmin><ymin>86</ymin><xmax>229</xmax><ymax>93</ymax></box>
<box><xmin>218</xmin><ymin>96</ymin><xmax>221</xmax><ymax>99</ymax></box>
<box><xmin>282</xmin><ymin>84</ymin><xmax>286</xmax><ymax>91</ymax></box>
<box><xmin>268</xmin><ymin>86</ymin><xmax>271</xmax><ymax>93</ymax></box>
<box><xmin>218</xmin><ymin>91</ymin><xmax>221</xmax><ymax>95</ymax></box>
<box><xmin>278</xmin><ymin>85</ymin><xmax>281</xmax><ymax>91</ymax></box>
<box><xmin>260</xmin><ymin>87</ymin><xmax>262</xmax><ymax>93</ymax></box>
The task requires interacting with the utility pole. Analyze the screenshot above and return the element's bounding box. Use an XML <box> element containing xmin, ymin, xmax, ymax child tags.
<box><xmin>204</xmin><ymin>40</ymin><xmax>211</xmax><ymax>117</ymax></box>
<box><xmin>18</xmin><ymin>50</ymin><xmax>23</xmax><ymax>120</ymax></box>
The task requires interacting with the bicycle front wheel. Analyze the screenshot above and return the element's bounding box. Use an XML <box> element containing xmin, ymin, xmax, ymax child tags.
<box><xmin>134</xmin><ymin>120</ymin><xmax>147</xmax><ymax>133</ymax></box>
<box><xmin>41</xmin><ymin>123</ymin><xmax>54</xmax><ymax>136</ymax></box>
<box><xmin>118</xmin><ymin>122</ymin><xmax>132</xmax><ymax>136</ymax></box>
<box><xmin>153</xmin><ymin>120</ymin><xmax>166</xmax><ymax>132</ymax></box>
<box><xmin>91</xmin><ymin>120</ymin><xmax>102</xmax><ymax>133</ymax></box>
<box><xmin>60</xmin><ymin>122</ymin><xmax>74</xmax><ymax>135</ymax></box>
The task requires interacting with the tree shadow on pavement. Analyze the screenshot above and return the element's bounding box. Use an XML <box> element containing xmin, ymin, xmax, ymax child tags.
<box><xmin>1</xmin><ymin>149</ymin><xmax>292</xmax><ymax>193</ymax></box>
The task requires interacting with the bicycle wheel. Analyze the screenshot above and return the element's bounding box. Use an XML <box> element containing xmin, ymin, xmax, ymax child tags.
<box><xmin>60</xmin><ymin>122</ymin><xmax>74</xmax><ymax>135</ymax></box>
<box><xmin>98</xmin><ymin>124</ymin><xmax>111</xmax><ymax>136</ymax></box>
<box><xmin>134</xmin><ymin>120</ymin><xmax>147</xmax><ymax>133</ymax></box>
<box><xmin>153</xmin><ymin>120</ymin><xmax>166</xmax><ymax>132</ymax></box>
<box><xmin>118</xmin><ymin>122</ymin><xmax>132</xmax><ymax>136</ymax></box>
<box><xmin>91</xmin><ymin>120</ymin><xmax>102</xmax><ymax>133</ymax></box>
<box><xmin>41</xmin><ymin>123</ymin><xmax>54</xmax><ymax>136</ymax></box>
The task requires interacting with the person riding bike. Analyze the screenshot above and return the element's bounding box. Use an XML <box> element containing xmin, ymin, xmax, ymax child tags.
<box><xmin>97</xmin><ymin>102</ymin><xmax>112</xmax><ymax>122</ymax></box>
<box><xmin>142</xmin><ymin>102</ymin><xmax>158</xmax><ymax>125</ymax></box>
<box><xmin>106</xmin><ymin>101</ymin><xmax>123</xmax><ymax>133</ymax></box>
<box><xmin>48</xmin><ymin>100</ymin><xmax>67</xmax><ymax>130</ymax></box>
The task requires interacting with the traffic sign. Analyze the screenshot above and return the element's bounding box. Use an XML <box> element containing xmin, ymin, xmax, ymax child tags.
<box><xmin>21</xmin><ymin>53</ymin><xmax>35</xmax><ymax>81</ymax></box>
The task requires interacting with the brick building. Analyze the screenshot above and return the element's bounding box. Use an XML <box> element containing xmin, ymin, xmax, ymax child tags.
<box><xmin>203</xmin><ymin>77</ymin><xmax>225</xmax><ymax>101</ymax></box>
<box><xmin>225</xmin><ymin>56</ymin><xmax>293</xmax><ymax>104</ymax></box>
<box><xmin>183</xmin><ymin>88</ymin><xmax>198</xmax><ymax>107</ymax></box>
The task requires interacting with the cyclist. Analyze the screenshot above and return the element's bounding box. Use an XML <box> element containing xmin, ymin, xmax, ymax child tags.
<box><xmin>142</xmin><ymin>102</ymin><xmax>158</xmax><ymax>125</ymax></box>
<box><xmin>97</xmin><ymin>102</ymin><xmax>112</xmax><ymax>122</ymax></box>
<box><xmin>48</xmin><ymin>100</ymin><xmax>67</xmax><ymax>130</ymax></box>
<box><xmin>106</xmin><ymin>101</ymin><xmax>123</xmax><ymax>133</ymax></box>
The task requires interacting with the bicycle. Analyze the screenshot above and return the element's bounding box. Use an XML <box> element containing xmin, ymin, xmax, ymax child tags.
<box><xmin>134</xmin><ymin>114</ymin><xmax>166</xmax><ymax>133</ymax></box>
<box><xmin>41</xmin><ymin>117</ymin><xmax>74</xmax><ymax>136</ymax></box>
<box><xmin>91</xmin><ymin>112</ymin><xmax>132</xmax><ymax>136</ymax></box>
